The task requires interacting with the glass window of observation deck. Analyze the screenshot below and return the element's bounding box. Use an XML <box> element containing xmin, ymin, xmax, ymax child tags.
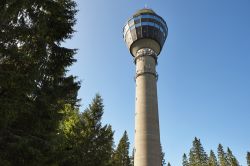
<box><xmin>135</xmin><ymin>23</ymin><xmax>141</xmax><ymax>28</ymax></box>
<box><xmin>128</xmin><ymin>19</ymin><xmax>134</xmax><ymax>27</ymax></box>
<box><xmin>141</xmin><ymin>14</ymin><xmax>155</xmax><ymax>19</ymax></box>
<box><xmin>148</xmin><ymin>26</ymin><xmax>154</xmax><ymax>37</ymax></box>
<box><xmin>134</xmin><ymin>15</ymin><xmax>141</xmax><ymax>21</ymax></box>
<box><xmin>136</xmin><ymin>27</ymin><xmax>142</xmax><ymax>38</ymax></box>
<box><xmin>141</xmin><ymin>22</ymin><xmax>155</xmax><ymax>27</ymax></box>
<box><xmin>133</xmin><ymin>14</ymin><xmax>166</xmax><ymax>27</ymax></box>
<box><xmin>134</xmin><ymin>18</ymin><xmax>141</xmax><ymax>24</ymax></box>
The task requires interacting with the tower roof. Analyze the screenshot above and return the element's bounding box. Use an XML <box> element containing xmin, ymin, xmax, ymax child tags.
<box><xmin>134</xmin><ymin>8</ymin><xmax>156</xmax><ymax>15</ymax></box>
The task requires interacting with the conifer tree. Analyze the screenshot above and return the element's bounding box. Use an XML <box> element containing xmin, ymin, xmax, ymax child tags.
<box><xmin>57</xmin><ymin>94</ymin><xmax>114</xmax><ymax>166</ymax></box>
<box><xmin>130</xmin><ymin>148</ymin><xmax>135</xmax><ymax>166</ymax></box>
<box><xmin>247</xmin><ymin>152</ymin><xmax>250</xmax><ymax>166</ymax></box>
<box><xmin>161</xmin><ymin>144</ymin><xmax>167</xmax><ymax>166</ymax></box>
<box><xmin>218</xmin><ymin>144</ymin><xmax>229</xmax><ymax>166</ymax></box>
<box><xmin>0</xmin><ymin>0</ymin><xmax>79</xmax><ymax>165</ymax></box>
<box><xmin>167</xmin><ymin>162</ymin><xmax>171</xmax><ymax>166</ymax></box>
<box><xmin>189</xmin><ymin>149</ymin><xmax>195</xmax><ymax>165</ymax></box>
<box><xmin>226</xmin><ymin>148</ymin><xmax>239</xmax><ymax>166</ymax></box>
<box><xmin>55</xmin><ymin>104</ymin><xmax>81</xmax><ymax>165</ymax></box>
<box><xmin>79</xmin><ymin>94</ymin><xmax>114</xmax><ymax>166</ymax></box>
<box><xmin>208</xmin><ymin>150</ymin><xmax>218</xmax><ymax>166</ymax></box>
<box><xmin>112</xmin><ymin>131</ymin><xmax>131</xmax><ymax>166</ymax></box>
<box><xmin>189</xmin><ymin>137</ymin><xmax>208</xmax><ymax>166</ymax></box>
<box><xmin>183</xmin><ymin>153</ymin><xmax>189</xmax><ymax>166</ymax></box>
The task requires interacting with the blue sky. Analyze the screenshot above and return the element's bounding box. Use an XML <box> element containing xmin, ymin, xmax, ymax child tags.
<box><xmin>64</xmin><ymin>0</ymin><xmax>250</xmax><ymax>165</ymax></box>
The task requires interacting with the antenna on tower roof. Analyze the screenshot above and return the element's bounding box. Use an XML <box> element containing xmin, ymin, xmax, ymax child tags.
<box><xmin>144</xmin><ymin>3</ymin><xmax>148</xmax><ymax>9</ymax></box>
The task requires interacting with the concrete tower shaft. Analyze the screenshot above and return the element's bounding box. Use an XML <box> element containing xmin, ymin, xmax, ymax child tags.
<box><xmin>134</xmin><ymin>48</ymin><xmax>161</xmax><ymax>166</ymax></box>
<box><xmin>123</xmin><ymin>8</ymin><xmax>167</xmax><ymax>166</ymax></box>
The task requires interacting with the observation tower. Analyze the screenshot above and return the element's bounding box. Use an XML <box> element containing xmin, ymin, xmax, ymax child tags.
<box><xmin>123</xmin><ymin>8</ymin><xmax>168</xmax><ymax>166</ymax></box>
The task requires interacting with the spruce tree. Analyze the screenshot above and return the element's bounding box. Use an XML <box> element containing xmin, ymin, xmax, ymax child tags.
<box><xmin>0</xmin><ymin>0</ymin><xmax>79</xmax><ymax>165</ymax></box>
<box><xmin>76</xmin><ymin>94</ymin><xmax>114</xmax><ymax>166</ymax></box>
<box><xmin>112</xmin><ymin>131</ymin><xmax>131</xmax><ymax>166</ymax></box>
<box><xmin>55</xmin><ymin>104</ymin><xmax>81</xmax><ymax>165</ymax></box>
<box><xmin>226</xmin><ymin>148</ymin><xmax>239</xmax><ymax>166</ymax></box>
<box><xmin>130</xmin><ymin>148</ymin><xmax>135</xmax><ymax>166</ymax></box>
<box><xmin>183</xmin><ymin>153</ymin><xmax>189</xmax><ymax>166</ymax></box>
<box><xmin>208</xmin><ymin>150</ymin><xmax>218</xmax><ymax>166</ymax></box>
<box><xmin>167</xmin><ymin>162</ymin><xmax>171</xmax><ymax>166</ymax></box>
<box><xmin>189</xmin><ymin>137</ymin><xmax>208</xmax><ymax>166</ymax></box>
<box><xmin>247</xmin><ymin>152</ymin><xmax>250</xmax><ymax>166</ymax></box>
<box><xmin>57</xmin><ymin>95</ymin><xmax>114</xmax><ymax>166</ymax></box>
<box><xmin>218</xmin><ymin>144</ymin><xmax>229</xmax><ymax>166</ymax></box>
<box><xmin>161</xmin><ymin>144</ymin><xmax>167</xmax><ymax>166</ymax></box>
<box><xmin>189</xmin><ymin>149</ymin><xmax>195</xmax><ymax>166</ymax></box>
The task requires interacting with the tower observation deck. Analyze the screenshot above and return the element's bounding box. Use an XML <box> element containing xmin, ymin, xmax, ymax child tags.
<box><xmin>123</xmin><ymin>9</ymin><xmax>168</xmax><ymax>166</ymax></box>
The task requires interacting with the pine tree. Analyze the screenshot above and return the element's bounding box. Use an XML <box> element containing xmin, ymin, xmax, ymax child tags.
<box><xmin>247</xmin><ymin>152</ymin><xmax>250</xmax><ymax>166</ymax></box>
<box><xmin>227</xmin><ymin>148</ymin><xmax>239</xmax><ymax>166</ymax></box>
<box><xmin>208</xmin><ymin>150</ymin><xmax>218</xmax><ymax>166</ymax></box>
<box><xmin>167</xmin><ymin>162</ymin><xmax>171</xmax><ymax>166</ymax></box>
<box><xmin>112</xmin><ymin>131</ymin><xmax>131</xmax><ymax>166</ymax></box>
<box><xmin>218</xmin><ymin>144</ymin><xmax>229</xmax><ymax>166</ymax></box>
<box><xmin>183</xmin><ymin>153</ymin><xmax>189</xmax><ymax>166</ymax></box>
<box><xmin>189</xmin><ymin>137</ymin><xmax>208</xmax><ymax>166</ymax></box>
<box><xmin>0</xmin><ymin>0</ymin><xmax>79</xmax><ymax>165</ymax></box>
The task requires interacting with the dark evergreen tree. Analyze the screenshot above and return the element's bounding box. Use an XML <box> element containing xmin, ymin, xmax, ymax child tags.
<box><xmin>189</xmin><ymin>149</ymin><xmax>195</xmax><ymax>165</ymax></box>
<box><xmin>112</xmin><ymin>131</ymin><xmax>131</xmax><ymax>166</ymax></box>
<box><xmin>226</xmin><ymin>148</ymin><xmax>239</xmax><ymax>166</ymax></box>
<box><xmin>208</xmin><ymin>150</ymin><xmax>218</xmax><ymax>166</ymax></box>
<box><xmin>247</xmin><ymin>152</ymin><xmax>250</xmax><ymax>166</ymax></box>
<box><xmin>130</xmin><ymin>148</ymin><xmax>134</xmax><ymax>166</ymax></box>
<box><xmin>167</xmin><ymin>162</ymin><xmax>171</xmax><ymax>166</ymax></box>
<box><xmin>161</xmin><ymin>144</ymin><xmax>166</xmax><ymax>166</ymax></box>
<box><xmin>182</xmin><ymin>140</ymin><xmax>242</xmax><ymax>166</ymax></box>
<box><xmin>218</xmin><ymin>144</ymin><xmax>229</xmax><ymax>166</ymax></box>
<box><xmin>0</xmin><ymin>0</ymin><xmax>79</xmax><ymax>165</ymax></box>
<box><xmin>183</xmin><ymin>153</ymin><xmax>189</xmax><ymax>166</ymax></box>
<box><xmin>188</xmin><ymin>137</ymin><xmax>208</xmax><ymax>166</ymax></box>
<box><xmin>60</xmin><ymin>94</ymin><xmax>114</xmax><ymax>166</ymax></box>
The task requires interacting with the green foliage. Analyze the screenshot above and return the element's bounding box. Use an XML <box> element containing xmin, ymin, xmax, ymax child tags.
<box><xmin>247</xmin><ymin>152</ymin><xmax>250</xmax><ymax>166</ymax></box>
<box><xmin>58</xmin><ymin>104</ymin><xmax>80</xmax><ymax>138</ymax></box>
<box><xmin>188</xmin><ymin>137</ymin><xmax>208</xmax><ymax>166</ymax></box>
<box><xmin>167</xmin><ymin>162</ymin><xmax>171</xmax><ymax>166</ymax></box>
<box><xmin>183</xmin><ymin>153</ymin><xmax>189</xmax><ymax>166</ymax></box>
<box><xmin>161</xmin><ymin>144</ymin><xmax>167</xmax><ymax>166</ymax></box>
<box><xmin>0</xmin><ymin>0</ymin><xmax>79</xmax><ymax>165</ymax></box>
<box><xmin>55</xmin><ymin>104</ymin><xmax>81</xmax><ymax>165</ymax></box>
<box><xmin>183</xmin><ymin>140</ymin><xmax>242</xmax><ymax>166</ymax></box>
<box><xmin>218</xmin><ymin>144</ymin><xmax>229</xmax><ymax>166</ymax></box>
<box><xmin>58</xmin><ymin>94</ymin><xmax>114</xmax><ymax>166</ymax></box>
<box><xmin>130</xmin><ymin>148</ymin><xmax>134</xmax><ymax>166</ymax></box>
<box><xmin>226</xmin><ymin>148</ymin><xmax>239</xmax><ymax>166</ymax></box>
<box><xmin>208</xmin><ymin>150</ymin><xmax>218</xmax><ymax>166</ymax></box>
<box><xmin>112</xmin><ymin>131</ymin><xmax>131</xmax><ymax>166</ymax></box>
